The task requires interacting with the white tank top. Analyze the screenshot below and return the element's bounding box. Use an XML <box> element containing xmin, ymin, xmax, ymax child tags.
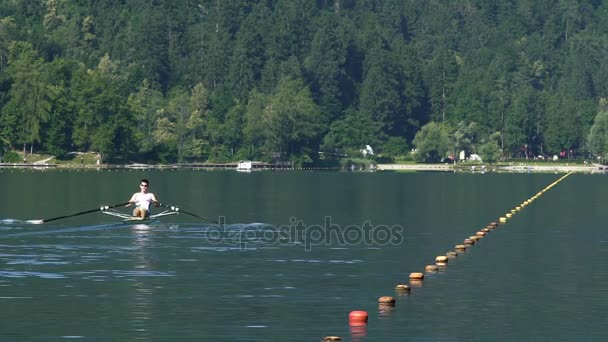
<box><xmin>134</xmin><ymin>193</ymin><xmax>154</xmax><ymax>211</ymax></box>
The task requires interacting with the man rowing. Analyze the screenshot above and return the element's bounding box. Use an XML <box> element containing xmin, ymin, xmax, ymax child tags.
<box><xmin>126</xmin><ymin>179</ymin><xmax>159</xmax><ymax>219</ymax></box>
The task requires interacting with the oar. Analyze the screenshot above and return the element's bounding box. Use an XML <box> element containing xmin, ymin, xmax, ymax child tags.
<box><xmin>27</xmin><ymin>202</ymin><xmax>131</xmax><ymax>224</ymax></box>
<box><xmin>157</xmin><ymin>203</ymin><xmax>219</xmax><ymax>224</ymax></box>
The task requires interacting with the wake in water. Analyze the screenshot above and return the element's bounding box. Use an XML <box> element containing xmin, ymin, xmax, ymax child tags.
<box><xmin>0</xmin><ymin>218</ymin><xmax>27</xmax><ymax>225</ymax></box>
<box><xmin>3</xmin><ymin>222</ymin><xmax>137</xmax><ymax>237</ymax></box>
<box><xmin>0</xmin><ymin>219</ymin><xmax>274</xmax><ymax>238</ymax></box>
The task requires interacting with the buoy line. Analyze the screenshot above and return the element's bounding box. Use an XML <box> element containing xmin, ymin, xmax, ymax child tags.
<box><xmin>327</xmin><ymin>173</ymin><xmax>574</xmax><ymax>340</ymax></box>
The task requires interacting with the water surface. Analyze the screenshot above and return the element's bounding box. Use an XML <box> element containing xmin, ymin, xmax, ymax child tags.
<box><xmin>0</xmin><ymin>169</ymin><xmax>606</xmax><ymax>341</ymax></box>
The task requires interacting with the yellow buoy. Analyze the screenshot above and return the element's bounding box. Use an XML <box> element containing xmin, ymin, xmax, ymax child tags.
<box><xmin>435</xmin><ymin>256</ymin><xmax>448</xmax><ymax>265</ymax></box>
<box><xmin>464</xmin><ymin>238</ymin><xmax>475</xmax><ymax>245</ymax></box>
<box><xmin>378</xmin><ymin>296</ymin><xmax>396</xmax><ymax>306</ymax></box>
<box><xmin>395</xmin><ymin>284</ymin><xmax>411</xmax><ymax>293</ymax></box>
<box><xmin>409</xmin><ymin>272</ymin><xmax>424</xmax><ymax>280</ymax></box>
<box><xmin>446</xmin><ymin>251</ymin><xmax>458</xmax><ymax>258</ymax></box>
<box><xmin>455</xmin><ymin>244</ymin><xmax>467</xmax><ymax>251</ymax></box>
<box><xmin>499</xmin><ymin>217</ymin><xmax>507</xmax><ymax>223</ymax></box>
<box><xmin>425</xmin><ymin>265</ymin><xmax>438</xmax><ymax>272</ymax></box>
<box><xmin>322</xmin><ymin>336</ymin><xmax>342</xmax><ymax>342</ymax></box>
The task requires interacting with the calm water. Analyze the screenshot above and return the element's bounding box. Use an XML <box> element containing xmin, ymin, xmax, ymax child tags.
<box><xmin>0</xmin><ymin>169</ymin><xmax>607</xmax><ymax>341</ymax></box>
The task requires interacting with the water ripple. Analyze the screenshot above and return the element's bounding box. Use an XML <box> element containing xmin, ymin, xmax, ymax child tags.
<box><xmin>0</xmin><ymin>271</ymin><xmax>66</xmax><ymax>279</ymax></box>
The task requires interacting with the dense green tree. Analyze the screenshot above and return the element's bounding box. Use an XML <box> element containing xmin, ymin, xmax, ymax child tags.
<box><xmin>479</xmin><ymin>134</ymin><xmax>502</xmax><ymax>164</ymax></box>
<box><xmin>6</xmin><ymin>41</ymin><xmax>51</xmax><ymax>154</ymax></box>
<box><xmin>243</xmin><ymin>89</ymin><xmax>269</xmax><ymax>159</ymax></box>
<box><xmin>71</xmin><ymin>55</ymin><xmax>124</xmax><ymax>149</ymax></box>
<box><xmin>452</xmin><ymin>121</ymin><xmax>482</xmax><ymax>158</ymax></box>
<box><xmin>322</xmin><ymin>107</ymin><xmax>381</xmax><ymax>153</ymax></box>
<box><xmin>267</xmin><ymin>0</ymin><xmax>315</xmax><ymax>61</ymax></box>
<box><xmin>413</xmin><ymin>121</ymin><xmax>450</xmax><ymax>163</ymax></box>
<box><xmin>381</xmin><ymin>136</ymin><xmax>409</xmax><ymax>158</ymax></box>
<box><xmin>42</xmin><ymin>82</ymin><xmax>72</xmax><ymax>158</ymax></box>
<box><xmin>359</xmin><ymin>42</ymin><xmax>403</xmax><ymax>138</ymax></box>
<box><xmin>263</xmin><ymin>77</ymin><xmax>322</xmax><ymax>159</ymax></box>
<box><xmin>305</xmin><ymin>14</ymin><xmax>348</xmax><ymax>123</ymax></box>
<box><xmin>227</xmin><ymin>3</ymin><xmax>268</xmax><ymax>101</ymax></box>
<box><xmin>0</xmin><ymin>101</ymin><xmax>21</xmax><ymax>149</ymax></box>
<box><xmin>1</xmin><ymin>0</ymin><xmax>608</xmax><ymax>165</ymax></box>
<box><xmin>587</xmin><ymin>98</ymin><xmax>608</xmax><ymax>161</ymax></box>
<box><xmin>423</xmin><ymin>44</ymin><xmax>459</xmax><ymax>124</ymax></box>
<box><xmin>222</xmin><ymin>102</ymin><xmax>245</xmax><ymax>159</ymax></box>
<box><xmin>128</xmin><ymin>79</ymin><xmax>164</xmax><ymax>155</ymax></box>
<box><xmin>0</xmin><ymin>17</ymin><xmax>17</xmax><ymax>75</ymax></box>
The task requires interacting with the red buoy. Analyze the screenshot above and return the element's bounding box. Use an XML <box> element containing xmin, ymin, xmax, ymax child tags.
<box><xmin>349</xmin><ymin>310</ymin><xmax>369</xmax><ymax>326</ymax></box>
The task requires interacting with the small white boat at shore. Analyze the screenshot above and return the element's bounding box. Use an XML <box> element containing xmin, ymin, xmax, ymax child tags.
<box><xmin>236</xmin><ymin>160</ymin><xmax>253</xmax><ymax>172</ymax></box>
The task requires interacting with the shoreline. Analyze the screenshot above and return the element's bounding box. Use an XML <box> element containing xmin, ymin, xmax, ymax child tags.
<box><xmin>378</xmin><ymin>163</ymin><xmax>604</xmax><ymax>174</ymax></box>
<box><xmin>1</xmin><ymin>162</ymin><xmax>604</xmax><ymax>174</ymax></box>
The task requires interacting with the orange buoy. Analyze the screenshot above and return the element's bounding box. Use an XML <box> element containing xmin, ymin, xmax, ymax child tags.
<box><xmin>378</xmin><ymin>296</ymin><xmax>396</xmax><ymax>306</ymax></box>
<box><xmin>469</xmin><ymin>236</ymin><xmax>480</xmax><ymax>241</ymax></box>
<box><xmin>476</xmin><ymin>231</ymin><xmax>486</xmax><ymax>237</ymax></box>
<box><xmin>425</xmin><ymin>265</ymin><xmax>438</xmax><ymax>272</ymax></box>
<box><xmin>464</xmin><ymin>238</ymin><xmax>474</xmax><ymax>245</ymax></box>
<box><xmin>481</xmin><ymin>228</ymin><xmax>490</xmax><ymax>233</ymax></box>
<box><xmin>409</xmin><ymin>272</ymin><xmax>424</xmax><ymax>280</ymax></box>
<box><xmin>455</xmin><ymin>244</ymin><xmax>467</xmax><ymax>251</ymax></box>
<box><xmin>349</xmin><ymin>311</ymin><xmax>368</xmax><ymax>326</ymax></box>
<box><xmin>489</xmin><ymin>222</ymin><xmax>498</xmax><ymax>227</ymax></box>
<box><xmin>322</xmin><ymin>336</ymin><xmax>342</xmax><ymax>342</ymax></box>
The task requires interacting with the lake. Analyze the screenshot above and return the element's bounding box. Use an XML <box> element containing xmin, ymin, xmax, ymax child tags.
<box><xmin>0</xmin><ymin>169</ymin><xmax>607</xmax><ymax>341</ymax></box>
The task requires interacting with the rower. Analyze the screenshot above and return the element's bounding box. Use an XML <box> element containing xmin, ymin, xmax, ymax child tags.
<box><xmin>126</xmin><ymin>179</ymin><xmax>159</xmax><ymax>219</ymax></box>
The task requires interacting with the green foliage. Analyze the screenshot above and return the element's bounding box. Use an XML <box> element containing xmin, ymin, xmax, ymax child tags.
<box><xmin>588</xmin><ymin>98</ymin><xmax>608</xmax><ymax>160</ymax></box>
<box><xmin>255</xmin><ymin>77</ymin><xmax>322</xmax><ymax>158</ymax></box>
<box><xmin>7</xmin><ymin>41</ymin><xmax>50</xmax><ymax>150</ymax></box>
<box><xmin>1</xmin><ymin>1</ymin><xmax>607</xmax><ymax>164</ymax></box>
<box><xmin>322</xmin><ymin>107</ymin><xmax>381</xmax><ymax>153</ymax></box>
<box><xmin>381</xmin><ymin>136</ymin><xmax>409</xmax><ymax>158</ymax></box>
<box><xmin>0</xmin><ymin>100</ymin><xmax>20</xmax><ymax>147</ymax></box>
<box><xmin>2</xmin><ymin>150</ymin><xmax>20</xmax><ymax>163</ymax></box>
<box><xmin>413</xmin><ymin>122</ymin><xmax>450</xmax><ymax>163</ymax></box>
<box><xmin>479</xmin><ymin>140</ymin><xmax>502</xmax><ymax>164</ymax></box>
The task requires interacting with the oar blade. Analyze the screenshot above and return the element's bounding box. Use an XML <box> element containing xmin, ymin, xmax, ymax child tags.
<box><xmin>26</xmin><ymin>219</ymin><xmax>44</xmax><ymax>225</ymax></box>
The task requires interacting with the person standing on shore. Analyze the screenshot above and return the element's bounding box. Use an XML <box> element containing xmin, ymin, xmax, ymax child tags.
<box><xmin>126</xmin><ymin>179</ymin><xmax>159</xmax><ymax>218</ymax></box>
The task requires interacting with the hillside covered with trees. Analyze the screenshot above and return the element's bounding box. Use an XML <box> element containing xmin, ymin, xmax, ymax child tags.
<box><xmin>2</xmin><ymin>0</ymin><xmax>608</xmax><ymax>165</ymax></box>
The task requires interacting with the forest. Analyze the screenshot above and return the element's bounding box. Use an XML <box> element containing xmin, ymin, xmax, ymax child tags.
<box><xmin>2</xmin><ymin>0</ymin><xmax>608</xmax><ymax>165</ymax></box>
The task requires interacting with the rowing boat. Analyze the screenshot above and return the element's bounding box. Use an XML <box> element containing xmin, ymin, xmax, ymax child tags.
<box><xmin>26</xmin><ymin>202</ymin><xmax>212</xmax><ymax>225</ymax></box>
<box><xmin>101</xmin><ymin>208</ymin><xmax>178</xmax><ymax>222</ymax></box>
